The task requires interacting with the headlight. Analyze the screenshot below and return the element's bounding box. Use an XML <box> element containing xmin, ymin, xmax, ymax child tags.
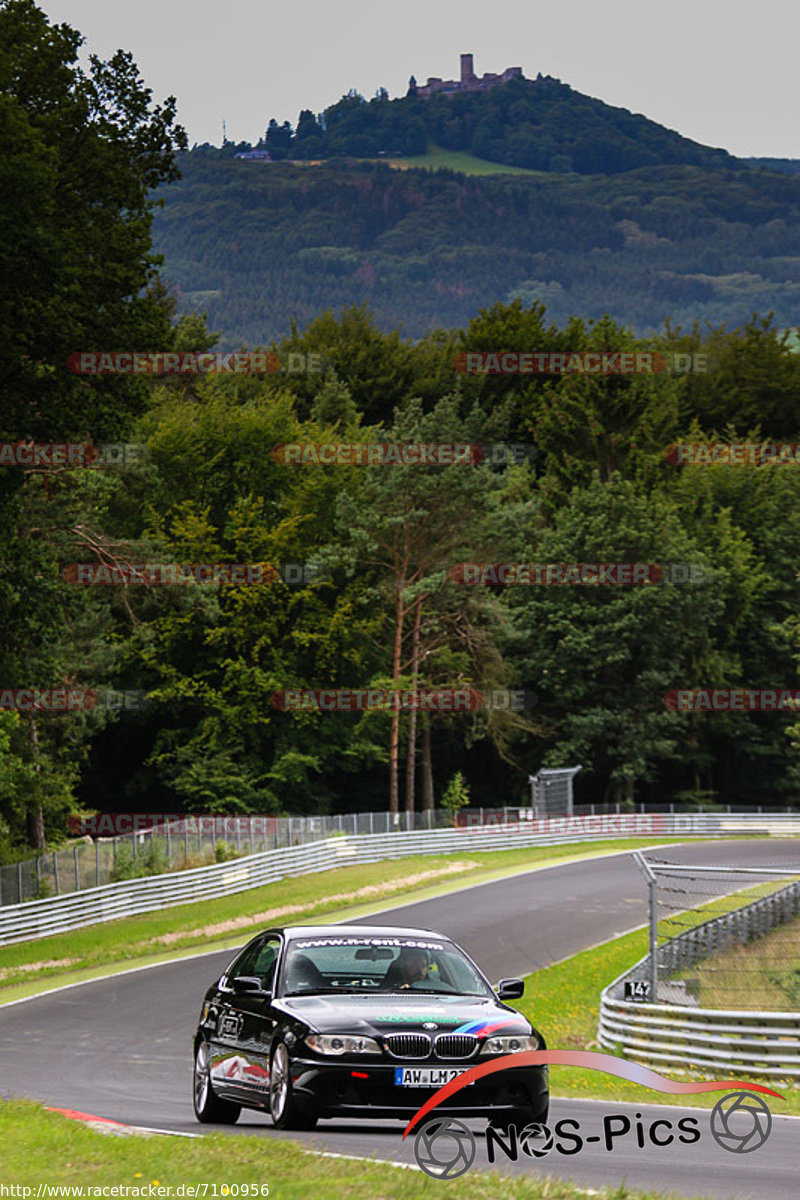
<box><xmin>306</xmin><ymin>1033</ymin><xmax>381</xmax><ymax>1056</ymax></box>
<box><xmin>480</xmin><ymin>1034</ymin><xmax>539</xmax><ymax>1055</ymax></box>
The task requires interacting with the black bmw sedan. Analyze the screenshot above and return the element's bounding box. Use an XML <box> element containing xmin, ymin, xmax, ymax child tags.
<box><xmin>192</xmin><ymin>923</ymin><xmax>548</xmax><ymax>1131</ymax></box>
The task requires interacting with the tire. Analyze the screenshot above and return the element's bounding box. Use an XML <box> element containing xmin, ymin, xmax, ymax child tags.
<box><xmin>269</xmin><ymin>1041</ymin><xmax>318</xmax><ymax>1130</ymax></box>
<box><xmin>193</xmin><ymin>1040</ymin><xmax>241</xmax><ymax>1124</ymax></box>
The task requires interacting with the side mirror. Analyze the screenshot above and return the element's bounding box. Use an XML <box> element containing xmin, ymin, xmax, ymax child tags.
<box><xmin>496</xmin><ymin>978</ymin><xmax>524</xmax><ymax>1001</ymax></box>
<box><xmin>231</xmin><ymin>975</ymin><xmax>264</xmax><ymax>994</ymax></box>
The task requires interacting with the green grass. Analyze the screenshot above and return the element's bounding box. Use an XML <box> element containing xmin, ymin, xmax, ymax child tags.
<box><xmin>381</xmin><ymin>143</ymin><xmax>549</xmax><ymax>176</ymax></box>
<box><xmin>0</xmin><ymin>838</ymin><xmax>701</xmax><ymax>1000</ymax></box>
<box><xmin>0</xmin><ymin>1099</ymin><xmax>710</xmax><ymax>1199</ymax></box>
<box><xmin>515</xmin><ymin>898</ymin><xmax>800</xmax><ymax>1114</ymax></box>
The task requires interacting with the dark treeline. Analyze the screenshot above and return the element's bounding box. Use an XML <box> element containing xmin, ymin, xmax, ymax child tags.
<box><xmin>152</xmin><ymin>155</ymin><xmax>800</xmax><ymax>347</ymax></box>
<box><xmin>1</xmin><ymin>1</ymin><xmax>799</xmax><ymax>860</ymax></box>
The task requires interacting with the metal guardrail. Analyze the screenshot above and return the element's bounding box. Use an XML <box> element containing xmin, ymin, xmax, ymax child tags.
<box><xmin>2</xmin><ymin>803</ymin><xmax>798</xmax><ymax>907</ymax></box>
<box><xmin>0</xmin><ymin>811</ymin><xmax>798</xmax><ymax>947</ymax></box>
<box><xmin>598</xmin><ymin>875</ymin><xmax>800</xmax><ymax>1078</ymax></box>
<box><xmin>598</xmin><ymin>995</ymin><xmax>800</xmax><ymax>1078</ymax></box>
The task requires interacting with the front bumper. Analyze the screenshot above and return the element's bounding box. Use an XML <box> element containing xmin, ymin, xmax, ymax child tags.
<box><xmin>288</xmin><ymin>1054</ymin><xmax>549</xmax><ymax>1119</ymax></box>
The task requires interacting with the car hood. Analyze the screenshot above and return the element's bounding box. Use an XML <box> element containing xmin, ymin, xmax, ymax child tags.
<box><xmin>273</xmin><ymin>992</ymin><xmax>531</xmax><ymax>1037</ymax></box>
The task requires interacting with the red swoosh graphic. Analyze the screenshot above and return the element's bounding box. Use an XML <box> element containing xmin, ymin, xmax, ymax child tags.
<box><xmin>402</xmin><ymin>1050</ymin><xmax>784</xmax><ymax>1138</ymax></box>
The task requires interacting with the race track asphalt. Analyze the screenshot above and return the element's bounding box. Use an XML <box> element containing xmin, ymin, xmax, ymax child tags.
<box><xmin>1</xmin><ymin>839</ymin><xmax>798</xmax><ymax>1200</ymax></box>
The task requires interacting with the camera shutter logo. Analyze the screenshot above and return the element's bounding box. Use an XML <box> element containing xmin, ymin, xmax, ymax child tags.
<box><xmin>518</xmin><ymin>1122</ymin><xmax>554</xmax><ymax>1157</ymax></box>
<box><xmin>413</xmin><ymin>1116</ymin><xmax>476</xmax><ymax>1179</ymax></box>
<box><xmin>710</xmin><ymin>1092</ymin><xmax>772</xmax><ymax>1153</ymax></box>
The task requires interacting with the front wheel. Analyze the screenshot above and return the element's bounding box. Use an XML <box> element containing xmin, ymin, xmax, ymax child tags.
<box><xmin>270</xmin><ymin>1041</ymin><xmax>317</xmax><ymax>1130</ymax></box>
<box><xmin>193</xmin><ymin>1040</ymin><xmax>241</xmax><ymax>1124</ymax></box>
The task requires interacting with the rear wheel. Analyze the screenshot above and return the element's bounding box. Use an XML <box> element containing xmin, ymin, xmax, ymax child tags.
<box><xmin>269</xmin><ymin>1041</ymin><xmax>317</xmax><ymax>1130</ymax></box>
<box><xmin>193</xmin><ymin>1040</ymin><xmax>241</xmax><ymax>1124</ymax></box>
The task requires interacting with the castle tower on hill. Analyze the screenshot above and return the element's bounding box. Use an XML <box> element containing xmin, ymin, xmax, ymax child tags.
<box><xmin>416</xmin><ymin>53</ymin><xmax>523</xmax><ymax>99</ymax></box>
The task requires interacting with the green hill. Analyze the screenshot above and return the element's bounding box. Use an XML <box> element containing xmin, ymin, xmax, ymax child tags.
<box><xmin>227</xmin><ymin>74</ymin><xmax>735</xmax><ymax>177</ymax></box>
<box><xmin>153</xmin><ymin>155</ymin><xmax>800</xmax><ymax>346</ymax></box>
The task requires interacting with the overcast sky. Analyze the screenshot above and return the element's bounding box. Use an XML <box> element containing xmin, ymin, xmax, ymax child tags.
<box><xmin>39</xmin><ymin>0</ymin><xmax>797</xmax><ymax>159</ymax></box>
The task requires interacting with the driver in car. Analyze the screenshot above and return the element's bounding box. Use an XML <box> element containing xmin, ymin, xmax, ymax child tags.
<box><xmin>389</xmin><ymin>946</ymin><xmax>430</xmax><ymax>989</ymax></box>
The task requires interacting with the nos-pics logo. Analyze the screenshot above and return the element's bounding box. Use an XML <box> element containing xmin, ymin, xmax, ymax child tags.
<box><xmin>413</xmin><ymin>1093</ymin><xmax>773</xmax><ymax>1179</ymax></box>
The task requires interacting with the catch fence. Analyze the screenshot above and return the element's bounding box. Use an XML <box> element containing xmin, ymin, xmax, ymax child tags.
<box><xmin>0</xmin><ymin>811</ymin><xmax>798</xmax><ymax>946</ymax></box>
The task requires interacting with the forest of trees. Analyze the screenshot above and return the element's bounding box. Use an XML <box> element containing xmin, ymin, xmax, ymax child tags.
<box><xmin>1</xmin><ymin>1</ymin><xmax>799</xmax><ymax>861</ymax></box>
<box><xmin>152</xmin><ymin>154</ymin><xmax>800</xmax><ymax>347</ymax></box>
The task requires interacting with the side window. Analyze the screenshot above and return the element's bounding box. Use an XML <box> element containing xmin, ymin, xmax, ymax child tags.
<box><xmin>228</xmin><ymin>935</ymin><xmax>281</xmax><ymax>990</ymax></box>
<box><xmin>252</xmin><ymin>937</ymin><xmax>281</xmax><ymax>991</ymax></box>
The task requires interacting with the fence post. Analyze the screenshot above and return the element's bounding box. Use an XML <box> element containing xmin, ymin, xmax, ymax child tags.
<box><xmin>633</xmin><ymin>852</ymin><xmax>658</xmax><ymax>1000</ymax></box>
<box><xmin>36</xmin><ymin>854</ymin><xmax>42</xmax><ymax>896</ymax></box>
<box><xmin>53</xmin><ymin>852</ymin><xmax>59</xmax><ymax>895</ymax></box>
<box><xmin>18</xmin><ymin>861</ymin><xmax>23</xmax><ymax>904</ymax></box>
<box><xmin>167</xmin><ymin>828</ymin><xmax>172</xmax><ymax>865</ymax></box>
<box><xmin>95</xmin><ymin>840</ymin><xmax>100</xmax><ymax>887</ymax></box>
<box><xmin>369</xmin><ymin>812</ymin><xmax>374</xmax><ymax>835</ymax></box>
<box><xmin>74</xmin><ymin>845</ymin><xmax>80</xmax><ymax>891</ymax></box>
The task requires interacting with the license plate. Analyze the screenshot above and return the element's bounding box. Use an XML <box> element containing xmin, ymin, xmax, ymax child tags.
<box><xmin>394</xmin><ymin>1067</ymin><xmax>470</xmax><ymax>1087</ymax></box>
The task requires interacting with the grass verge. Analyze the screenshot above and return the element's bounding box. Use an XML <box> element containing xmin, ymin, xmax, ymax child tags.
<box><xmin>514</xmin><ymin>925</ymin><xmax>800</xmax><ymax>1115</ymax></box>
<box><xmin>666</xmin><ymin>911</ymin><xmax>800</xmax><ymax>1010</ymax></box>
<box><xmin>0</xmin><ymin>838</ymin><xmax>704</xmax><ymax>1001</ymax></box>
<box><xmin>0</xmin><ymin>1097</ymin><xmax>702</xmax><ymax>1198</ymax></box>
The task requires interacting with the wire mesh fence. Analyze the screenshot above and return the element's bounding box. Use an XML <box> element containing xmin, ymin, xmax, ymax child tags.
<box><xmin>631</xmin><ymin>856</ymin><xmax>800</xmax><ymax>1011</ymax></box>
<box><xmin>0</xmin><ymin>807</ymin><xmax>524</xmax><ymax>906</ymax></box>
<box><xmin>1</xmin><ymin>803</ymin><xmax>798</xmax><ymax>908</ymax></box>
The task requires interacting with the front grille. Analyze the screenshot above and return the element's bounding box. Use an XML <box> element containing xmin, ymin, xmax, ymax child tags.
<box><xmin>434</xmin><ymin>1034</ymin><xmax>478</xmax><ymax>1059</ymax></box>
<box><xmin>385</xmin><ymin>1033</ymin><xmax>431</xmax><ymax>1059</ymax></box>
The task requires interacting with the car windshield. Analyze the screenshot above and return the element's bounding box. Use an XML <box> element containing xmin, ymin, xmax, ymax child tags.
<box><xmin>281</xmin><ymin>935</ymin><xmax>493</xmax><ymax>997</ymax></box>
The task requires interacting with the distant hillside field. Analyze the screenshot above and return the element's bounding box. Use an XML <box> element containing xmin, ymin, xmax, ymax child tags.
<box><xmin>379</xmin><ymin>145</ymin><xmax>549</xmax><ymax>176</ymax></box>
<box><xmin>153</xmin><ymin>154</ymin><xmax>800</xmax><ymax>346</ymax></box>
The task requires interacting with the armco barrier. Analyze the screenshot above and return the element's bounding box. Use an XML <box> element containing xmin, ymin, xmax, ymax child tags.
<box><xmin>0</xmin><ymin>812</ymin><xmax>797</xmax><ymax>947</ymax></box>
<box><xmin>598</xmin><ymin>993</ymin><xmax>800</xmax><ymax>1078</ymax></box>
<box><xmin>598</xmin><ymin>873</ymin><xmax>800</xmax><ymax>1078</ymax></box>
